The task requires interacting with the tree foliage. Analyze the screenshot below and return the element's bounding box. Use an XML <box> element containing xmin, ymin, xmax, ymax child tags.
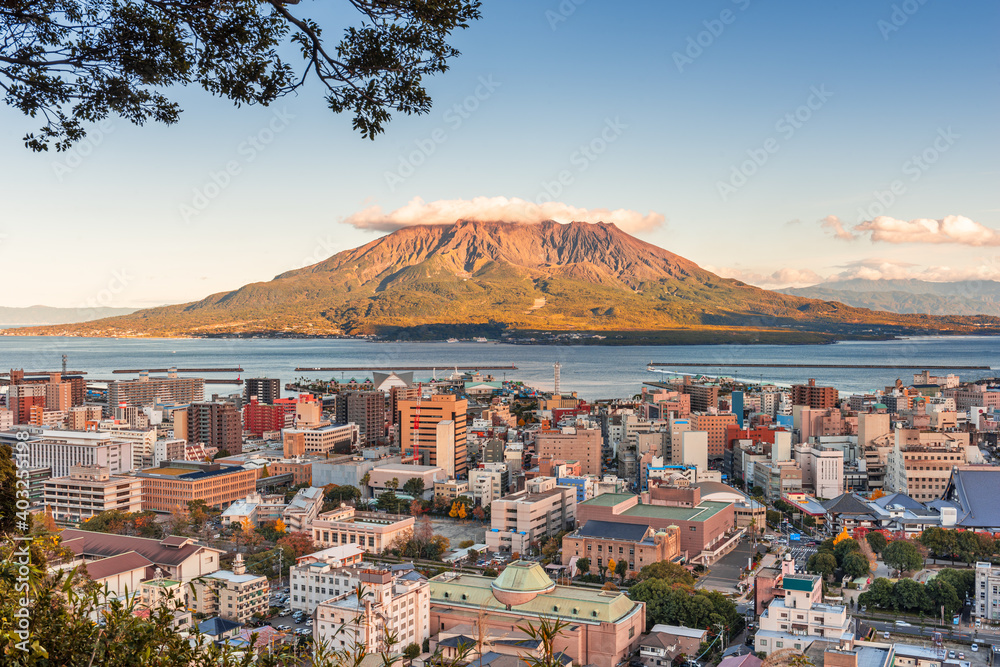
<box><xmin>635</xmin><ymin>561</ymin><xmax>696</xmax><ymax>586</ymax></box>
<box><xmin>806</xmin><ymin>552</ymin><xmax>837</xmax><ymax>579</ymax></box>
<box><xmin>858</xmin><ymin>572</ymin><xmax>965</xmax><ymax>618</ymax></box>
<box><xmin>1</xmin><ymin>0</ymin><xmax>483</xmax><ymax>151</ymax></box>
<box><xmin>866</xmin><ymin>531</ymin><xmax>887</xmax><ymax>554</ymax></box>
<box><xmin>79</xmin><ymin>509</ymin><xmax>163</xmax><ymax>539</ymax></box>
<box><xmin>882</xmin><ymin>539</ymin><xmax>923</xmax><ymax>575</ymax></box>
<box><xmin>629</xmin><ymin>579</ymin><xmax>742</xmax><ymax>634</ymax></box>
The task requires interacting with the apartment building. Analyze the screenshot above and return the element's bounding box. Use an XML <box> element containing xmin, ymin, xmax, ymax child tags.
<box><xmin>288</xmin><ymin>544</ymin><xmax>366</xmax><ymax>613</ymax></box>
<box><xmin>485</xmin><ymin>476</ymin><xmax>577</xmax><ymax>553</ymax></box>
<box><xmin>974</xmin><ymin>561</ymin><xmax>1000</xmax><ymax>623</ymax></box>
<box><xmin>791</xmin><ymin>379</ymin><xmax>839</xmax><ymax>409</ymax></box>
<box><xmin>884</xmin><ymin>428</ymin><xmax>971</xmax><ymax>502</ymax></box>
<box><xmin>753</xmin><ymin>460</ymin><xmax>804</xmax><ymax>501</ymax></box>
<box><xmin>315</xmin><ymin>568</ymin><xmax>430</xmax><ymax>654</ymax></box>
<box><xmin>311</xmin><ymin>505</ymin><xmax>414</xmax><ymax>553</ymax></box>
<box><xmin>334</xmin><ymin>390</ymin><xmax>386</xmax><ymax>447</ymax></box>
<box><xmin>244</xmin><ymin>377</ymin><xmax>280</xmax><ymax>404</ymax></box>
<box><xmin>283</xmin><ymin>485</ymin><xmax>326</xmax><ymax>532</ymax></box>
<box><xmin>398</xmin><ymin>394</ymin><xmax>468</xmax><ymax>478</ymax></box>
<box><xmin>186</xmin><ymin>401</ymin><xmax>242</xmax><ymax>455</ymax></box>
<box><xmin>108</xmin><ymin>370</ymin><xmax>204</xmax><ymax>414</ymax></box>
<box><xmin>134</xmin><ymin>460</ymin><xmax>257</xmax><ymax>512</ymax></box>
<box><xmin>190</xmin><ymin>554</ymin><xmax>268</xmax><ymax>623</ymax></box>
<box><xmin>433</xmin><ymin>479</ymin><xmax>470</xmax><ymax>502</ymax></box>
<box><xmin>43</xmin><ymin>464</ymin><xmax>142</xmax><ymax>523</ymax></box>
<box><xmin>243</xmin><ymin>398</ymin><xmax>294</xmax><ymax>437</ymax></box>
<box><xmin>679</xmin><ymin>379</ymin><xmax>720</xmax><ymax>412</ymax></box>
<box><xmin>690</xmin><ymin>413</ymin><xmax>738</xmax><ymax>458</ymax></box>
<box><xmin>792</xmin><ymin>444</ymin><xmax>844</xmax><ymax>500</ymax></box>
<box><xmin>283</xmin><ymin>423</ymin><xmax>359</xmax><ymax>458</ymax></box>
<box><xmin>754</xmin><ymin>573</ymin><xmax>850</xmax><ymax>656</ymax></box>
<box><xmin>535</xmin><ymin>423</ymin><xmax>602</xmax><ymax>476</ymax></box>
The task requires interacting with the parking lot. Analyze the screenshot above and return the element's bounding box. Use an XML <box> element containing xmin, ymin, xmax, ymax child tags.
<box><xmin>699</xmin><ymin>542</ymin><xmax>757</xmax><ymax>592</ymax></box>
<box><xmin>264</xmin><ymin>588</ymin><xmax>314</xmax><ymax>640</ymax></box>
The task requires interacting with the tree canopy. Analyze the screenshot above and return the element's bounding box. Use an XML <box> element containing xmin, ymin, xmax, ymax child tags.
<box><xmin>882</xmin><ymin>539</ymin><xmax>924</xmax><ymax>575</ymax></box>
<box><xmin>1</xmin><ymin>0</ymin><xmax>482</xmax><ymax>151</ymax></box>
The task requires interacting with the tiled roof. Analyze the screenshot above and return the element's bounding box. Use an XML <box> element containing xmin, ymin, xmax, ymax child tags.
<box><xmin>60</xmin><ymin>529</ymin><xmax>221</xmax><ymax>568</ymax></box>
<box><xmin>198</xmin><ymin>617</ymin><xmax>243</xmax><ymax>637</ymax></box>
<box><xmin>575</xmin><ymin>520</ymin><xmax>651</xmax><ymax>542</ymax></box>
<box><xmin>81</xmin><ymin>551</ymin><xmax>153</xmax><ymax>580</ymax></box>
<box><xmin>944</xmin><ymin>466</ymin><xmax>1000</xmax><ymax>528</ymax></box>
<box><xmin>821</xmin><ymin>493</ymin><xmax>871</xmax><ymax>515</ymax></box>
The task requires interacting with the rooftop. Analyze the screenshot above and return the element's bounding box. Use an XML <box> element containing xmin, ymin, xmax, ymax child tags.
<box><xmin>622</xmin><ymin>500</ymin><xmax>730</xmax><ymax>522</ymax></box>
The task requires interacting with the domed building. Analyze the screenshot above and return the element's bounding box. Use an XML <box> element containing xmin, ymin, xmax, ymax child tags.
<box><xmin>429</xmin><ymin>561</ymin><xmax>644</xmax><ymax>667</ymax></box>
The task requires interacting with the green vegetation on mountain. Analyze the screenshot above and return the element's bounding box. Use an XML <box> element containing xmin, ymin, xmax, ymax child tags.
<box><xmin>10</xmin><ymin>221</ymin><xmax>1000</xmax><ymax>339</ymax></box>
<box><xmin>780</xmin><ymin>279</ymin><xmax>1000</xmax><ymax>316</ymax></box>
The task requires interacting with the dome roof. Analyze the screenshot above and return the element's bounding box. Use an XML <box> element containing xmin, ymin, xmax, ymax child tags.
<box><xmin>490</xmin><ymin>561</ymin><xmax>556</xmax><ymax>607</ymax></box>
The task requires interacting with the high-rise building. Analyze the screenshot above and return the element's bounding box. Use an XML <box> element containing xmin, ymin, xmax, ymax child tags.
<box><xmin>399</xmin><ymin>394</ymin><xmax>468</xmax><ymax>478</ymax></box>
<box><xmin>187</xmin><ymin>402</ymin><xmax>242</xmax><ymax>454</ymax></box>
<box><xmin>335</xmin><ymin>391</ymin><xmax>386</xmax><ymax>447</ymax></box>
<box><xmin>23</xmin><ymin>429</ymin><xmax>134</xmax><ymax>477</ymax></box>
<box><xmin>690</xmin><ymin>413</ymin><xmax>738</xmax><ymax>458</ymax></box>
<box><xmin>43</xmin><ymin>464</ymin><xmax>143</xmax><ymax>523</ymax></box>
<box><xmin>108</xmin><ymin>370</ymin><xmax>204</xmax><ymax>415</ymax></box>
<box><xmin>243</xmin><ymin>398</ymin><xmax>294</xmax><ymax>437</ymax></box>
<box><xmin>791</xmin><ymin>379</ymin><xmax>839</xmax><ymax>409</ymax></box>
<box><xmin>243</xmin><ymin>377</ymin><xmax>280</xmax><ymax>404</ymax></box>
<box><xmin>535</xmin><ymin>422</ymin><xmax>603</xmax><ymax>475</ymax></box>
<box><xmin>7</xmin><ymin>384</ymin><xmax>46</xmax><ymax>424</ymax></box>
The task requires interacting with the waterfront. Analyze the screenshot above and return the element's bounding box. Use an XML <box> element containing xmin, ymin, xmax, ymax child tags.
<box><xmin>1</xmin><ymin>335</ymin><xmax>998</xmax><ymax>400</ymax></box>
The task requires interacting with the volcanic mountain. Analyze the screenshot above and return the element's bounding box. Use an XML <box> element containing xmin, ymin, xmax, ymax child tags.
<box><xmin>15</xmin><ymin>220</ymin><xmax>1000</xmax><ymax>340</ymax></box>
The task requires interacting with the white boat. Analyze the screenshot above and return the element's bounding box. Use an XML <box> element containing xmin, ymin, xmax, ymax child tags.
<box><xmin>446</xmin><ymin>338</ymin><xmax>459</xmax><ymax>343</ymax></box>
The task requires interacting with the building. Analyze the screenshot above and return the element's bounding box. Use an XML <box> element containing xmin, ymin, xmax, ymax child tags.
<box><xmin>535</xmin><ymin>424</ymin><xmax>603</xmax><ymax>476</ymax></box>
<box><xmin>311</xmin><ymin>505</ymin><xmax>415</xmax><ymax>553</ymax></box>
<box><xmin>283</xmin><ymin>423</ymin><xmax>359</xmax><ymax>458</ymax></box>
<box><xmin>244</xmin><ymin>378</ymin><xmax>280</xmax><ymax>405</ymax></box>
<box><xmin>399</xmin><ymin>394</ymin><xmax>468</xmax><ymax>478</ymax></box>
<box><xmin>288</xmin><ymin>544</ymin><xmax>367</xmax><ymax>612</ymax></box>
<box><xmin>282</xmin><ymin>485</ymin><xmax>326</xmax><ymax>532</ymax></box>
<box><xmin>485</xmin><ymin>477</ymin><xmax>577</xmax><ymax>553</ymax></box>
<box><xmin>366</xmin><ymin>463</ymin><xmax>446</xmax><ymax>499</ymax></box>
<box><xmin>577</xmin><ymin>492</ymin><xmax>734</xmax><ymax>563</ymax></box>
<box><xmin>334</xmin><ymin>390</ymin><xmax>386</xmax><ymax>447</ymax></box>
<box><xmin>108</xmin><ymin>370</ymin><xmax>204</xmax><ymax>414</ymax></box>
<box><xmin>58</xmin><ymin>529</ymin><xmax>225</xmax><ymax>581</ymax></box>
<box><xmin>315</xmin><ymin>567</ymin><xmax>430</xmax><ymax>654</ymax></box>
<box><xmin>754</xmin><ymin>572</ymin><xmax>852</xmax><ymax>656</ymax></box>
<box><xmin>884</xmin><ymin>429</ymin><xmax>971</xmax><ymax>502</ymax></box>
<box><xmin>793</xmin><ymin>444</ymin><xmax>844</xmax><ymax>500</ymax></box>
<box><xmin>134</xmin><ymin>460</ymin><xmax>257</xmax><ymax>512</ymax></box>
<box><xmin>434</xmin><ymin>479</ymin><xmax>470</xmax><ymax>502</ymax></box>
<box><xmin>190</xmin><ymin>554</ymin><xmax>268</xmax><ymax>622</ymax></box>
<box><xmin>187</xmin><ymin>401</ymin><xmax>242</xmax><ymax>455</ymax></box>
<box><xmin>753</xmin><ymin>461</ymin><xmax>803</xmax><ymax>501</ymax></box>
<box><xmin>243</xmin><ymin>398</ymin><xmax>293</xmax><ymax>438</ymax></box>
<box><xmin>680</xmin><ymin>380</ymin><xmax>719</xmax><ymax>413</ymax></box>
<box><xmin>311</xmin><ymin>453</ymin><xmax>402</xmax><ymax>497</ymax></box>
<box><xmin>24</xmin><ymin>429</ymin><xmax>134</xmax><ymax>477</ymax></box>
<box><xmin>638</xmin><ymin>625</ymin><xmax>709</xmax><ymax>667</ymax></box>
<box><xmin>43</xmin><ymin>464</ymin><xmax>143</xmax><ymax>523</ymax></box>
<box><xmin>562</xmin><ymin>521</ymin><xmax>681</xmax><ymax>577</ymax></box>
<box><xmin>791</xmin><ymin>379</ymin><xmax>839</xmax><ymax>410</ymax></box>
<box><xmin>974</xmin><ymin>561</ymin><xmax>1000</xmax><ymax>623</ymax></box>
<box><xmin>469</xmin><ymin>463</ymin><xmax>510</xmax><ymax>506</ymax></box>
<box><xmin>429</xmin><ymin>561</ymin><xmax>645</xmax><ymax>667</ymax></box>
<box><xmin>690</xmin><ymin>413</ymin><xmax>738</xmax><ymax>459</ymax></box>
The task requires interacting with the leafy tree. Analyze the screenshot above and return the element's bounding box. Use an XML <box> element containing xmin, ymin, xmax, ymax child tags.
<box><xmin>402</xmin><ymin>477</ymin><xmax>426</xmax><ymax>498</ymax></box>
<box><xmin>472</xmin><ymin>505</ymin><xmax>487</xmax><ymax>521</ymax></box>
<box><xmin>2</xmin><ymin>0</ymin><xmax>484</xmax><ymax>151</ymax></box>
<box><xmin>79</xmin><ymin>509</ymin><xmax>164</xmax><ymax>539</ymax></box>
<box><xmin>883</xmin><ymin>540</ymin><xmax>923</xmax><ymax>575</ymax></box>
<box><xmin>635</xmin><ymin>561</ymin><xmax>696</xmax><ymax>586</ymax></box>
<box><xmin>615</xmin><ymin>558</ymin><xmax>629</xmax><ymax>581</ymax></box>
<box><xmin>841</xmin><ymin>551</ymin><xmax>870</xmax><ymax>579</ymax></box>
<box><xmin>866</xmin><ymin>531</ymin><xmax>887</xmax><ymax>554</ymax></box>
<box><xmin>403</xmin><ymin>642</ymin><xmax>422</xmax><ymax>662</ymax></box>
<box><xmin>518</xmin><ymin>617</ymin><xmax>570</xmax><ymax>667</ymax></box>
<box><xmin>629</xmin><ymin>579</ymin><xmax>741</xmax><ymax>633</ymax></box>
<box><xmin>277</xmin><ymin>531</ymin><xmax>316</xmax><ymax>558</ymax></box>
<box><xmin>816</xmin><ymin>538</ymin><xmax>836</xmax><ymax>555</ymax></box>
<box><xmin>0</xmin><ymin>444</ymin><xmax>18</xmax><ymax>535</ymax></box>
<box><xmin>833</xmin><ymin>538</ymin><xmax>862</xmax><ymax>567</ymax></box>
<box><xmin>576</xmin><ymin>557</ymin><xmax>591</xmax><ymax>575</ymax></box>
<box><xmin>607</xmin><ymin>558</ymin><xmax>617</xmax><ymax>578</ymax></box>
<box><xmin>324</xmin><ymin>484</ymin><xmax>362</xmax><ymax>504</ymax></box>
<box><xmin>766</xmin><ymin>510</ymin><xmax>782</xmax><ymax>528</ymax></box>
<box><xmin>806</xmin><ymin>552</ymin><xmax>837</xmax><ymax>579</ymax></box>
<box><xmin>925</xmin><ymin>578</ymin><xmax>962</xmax><ymax>617</ymax></box>
<box><xmin>459</xmin><ymin>539</ymin><xmax>475</xmax><ymax>549</ymax></box>
<box><xmin>378</xmin><ymin>489</ymin><xmax>402</xmax><ymax>513</ymax></box>
<box><xmin>919</xmin><ymin>527</ymin><xmax>957</xmax><ymax>562</ymax></box>
<box><xmin>859</xmin><ymin>577</ymin><xmax>895</xmax><ymax>611</ymax></box>
<box><xmin>936</xmin><ymin>568</ymin><xmax>976</xmax><ymax>600</ymax></box>
<box><xmin>894</xmin><ymin>578</ymin><xmax>929</xmax><ymax>613</ymax></box>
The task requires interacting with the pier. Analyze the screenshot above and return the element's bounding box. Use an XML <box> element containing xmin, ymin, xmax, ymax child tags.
<box><xmin>648</xmin><ymin>362</ymin><xmax>991</xmax><ymax>370</ymax></box>
<box><xmin>112</xmin><ymin>367</ymin><xmax>245</xmax><ymax>373</ymax></box>
<box><xmin>295</xmin><ymin>365</ymin><xmax>518</xmax><ymax>371</ymax></box>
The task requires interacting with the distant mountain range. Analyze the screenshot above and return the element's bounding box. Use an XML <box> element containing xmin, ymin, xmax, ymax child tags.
<box><xmin>8</xmin><ymin>221</ymin><xmax>1000</xmax><ymax>341</ymax></box>
<box><xmin>0</xmin><ymin>306</ymin><xmax>139</xmax><ymax>326</ymax></box>
<box><xmin>780</xmin><ymin>279</ymin><xmax>1000</xmax><ymax>317</ymax></box>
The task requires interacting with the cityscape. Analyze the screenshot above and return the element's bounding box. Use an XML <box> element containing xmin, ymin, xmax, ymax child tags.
<box><xmin>2</xmin><ymin>2</ymin><xmax>999</xmax><ymax>667</ymax></box>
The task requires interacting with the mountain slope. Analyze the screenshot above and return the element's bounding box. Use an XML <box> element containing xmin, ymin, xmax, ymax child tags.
<box><xmin>10</xmin><ymin>220</ymin><xmax>1000</xmax><ymax>338</ymax></box>
<box><xmin>780</xmin><ymin>279</ymin><xmax>1000</xmax><ymax>316</ymax></box>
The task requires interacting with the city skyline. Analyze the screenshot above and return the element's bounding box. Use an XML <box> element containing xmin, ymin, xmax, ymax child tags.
<box><xmin>1</xmin><ymin>0</ymin><xmax>997</xmax><ymax>308</ymax></box>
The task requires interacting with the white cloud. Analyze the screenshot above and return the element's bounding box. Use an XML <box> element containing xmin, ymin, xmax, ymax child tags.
<box><xmin>822</xmin><ymin>214</ymin><xmax>1000</xmax><ymax>246</ymax></box>
<box><xmin>826</xmin><ymin>258</ymin><xmax>1000</xmax><ymax>283</ymax></box>
<box><xmin>706</xmin><ymin>265</ymin><xmax>823</xmax><ymax>288</ymax></box>
<box><xmin>340</xmin><ymin>196</ymin><xmax>666</xmax><ymax>234</ymax></box>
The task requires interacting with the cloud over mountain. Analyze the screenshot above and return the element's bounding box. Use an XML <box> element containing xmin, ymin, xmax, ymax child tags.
<box><xmin>821</xmin><ymin>214</ymin><xmax>1000</xmax><ymax>246</ymax></box>
<box><xmin>341</xmin><ymin>196</ymin><xmax>666</xmax><ymax>234</ymax></box>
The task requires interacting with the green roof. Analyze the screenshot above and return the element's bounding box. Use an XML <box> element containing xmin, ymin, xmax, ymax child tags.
<box><xmin>580</xmin><ymin>493</ymin><xmax>634</xmax><ymax>507</ymax></box>
<box><xmin>621</xmin><ymin>500</ymin><xmax>731</xmax><ymax>523</ymax></box>
<box><xmin>491</xmin><ymin>561</ymin><xmax>554</xmax><ymax>594</ymax></box>
<box><xmin>782</xmin><ymin>574</ymin><xmax>818</xmax><ymax>592</ymax></box>
<box><xmin>429</xmin><ymin>572</ymin><xmax>640</xmax><ymax>624</ymax></box>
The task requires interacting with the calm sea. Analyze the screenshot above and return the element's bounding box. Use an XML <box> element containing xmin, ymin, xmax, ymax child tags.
<box><xmin>0</xmin><ymin>335</ymin><xmax>997</xmax><ymax>401</ymax></box>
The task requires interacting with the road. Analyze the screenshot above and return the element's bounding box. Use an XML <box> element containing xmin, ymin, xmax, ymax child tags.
<box><xmin>864</xmin><ymin>618</ymin><xmax>1000</xmax><ymax>646</ymax></box>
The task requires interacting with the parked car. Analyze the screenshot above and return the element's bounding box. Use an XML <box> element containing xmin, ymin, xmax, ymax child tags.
<box><xmin>948</xmin><ymin>650</ymin><xmax>956</xmax><ymax>659</ymax></box>
<box><xmin>883</xmin><ymin>632</ymin><xmax>890</xmax><ymax>640</ymax></box>
<box><xmin>958</xmin><ymin>652</ymin><xmax>964</xmax><ymax>659</ymax></box>
<box><xmin>972</xmin><ymin>643</ymin><xmax>979</xmax><ymax>652</ymax></box>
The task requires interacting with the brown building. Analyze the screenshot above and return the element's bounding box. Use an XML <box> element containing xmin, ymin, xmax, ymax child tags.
<box><xmin>399</xmin><ymin>394</ymin><xmax>468</xmax><ymax>478</ymax></box>
<box><xmin>792</xmin><ymin>379</ymin><xmax>839</xmax><ymax>409</ymax></box>
<box><xmin>134</xmin><ymin>460</ymin><xmax>257</xmax><ymax>512</ymax></box>
<box><xmin>334</xmin><ymin>390</ymin><xmax>386</xmax><ymax>447</ymax></box>
<box><xmin>429</xmin><ymin>561</ymin><xmax>645</xmax><ymax>667</ymax></box>
<box><xmin>690</xmin><ymin>413</ymin><xmax>739</xmax><ymax>458</ymax></box>
<box><xmin>187</xmin><ymin>401</ymin><xmax>242</xmax><ymax>455</ymax></box>
<box><xmin>680</xmin><ymin>379</ymin><xmax>720</xmax><ymax>412</ymax></box>
<box><xmin>108</xmin><ymin>370</ymin><xmax>204</xmax><ymax>416</ymax></box>
<box><xmin>535</xmin><ymin>424</ymin><xmax>603</xmax><ymax>476</ymax></box>
<box><xmin>577</xmin><ymin>492</ymin><xmax>733</xmax><ymax>561</ymax></box>
<box><xmin>562</xmin><ymin>521</ymin><xmax>681</xmax><ymax>578</ymax></box>
<box><xmin>269</xmin><ymin>459</ymin><xmax>315</xmax><ymax>486</ymax></box>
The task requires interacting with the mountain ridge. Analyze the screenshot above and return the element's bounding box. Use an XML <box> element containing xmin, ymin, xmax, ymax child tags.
<box><xmin>780</xmin><ymin>279</ymin><xmax>1000</xmax><ymax>317</ymax></box>
<box><xmin>8</xmin><ymin>220</ymin><xmax>1000</xmax><ymax>339</ymax></box>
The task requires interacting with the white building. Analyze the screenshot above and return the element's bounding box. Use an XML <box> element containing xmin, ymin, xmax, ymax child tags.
<box><xmin>485</xmin><ymin>477</ymin><xmax>576</xmax><ymax>553</ymax></box>
<box><xmin>754</xmin><ymin>572</ymin><xmax>852</xmax><ymax>656</ymax></box>
<box><xmin>469</xmin><ymin>462</ymin><xmax>508</xmax><ymax>506</ymax></box>
<box><xmin>314</xmin><ymin>567</ymin><xmax>429</xmax><ymax>653</ymax></box>
<box><xmin>43</xmin><ymin>464</ymin><xmax>142</xmax><ymax>523</ymax></box>
<box><xmin>974</xmin><ymin>561</ymin><xmax>1000</xmax><ymax>623</ymax></box>
<box><xmin>190</xmin><ymin>554</ymin><xmax>269</xmax><ymax>623</ymax></box>
<box><xmin>288</xmin><ymin>544</ymin><xmax>368</xmax><ymax>613</ymax></box>
<box><xmin>26</xmin><ymin>429</ymin><xmax>134</xmax><ymax>477</ymax></box>
<box><xmin>283</xmin><ymin>486</ymin><xmax>326</xmax><ymax>532</ymax></box>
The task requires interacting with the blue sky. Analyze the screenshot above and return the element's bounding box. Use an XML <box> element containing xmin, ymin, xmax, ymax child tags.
<box><xmin>0</xmin><ymin>0</ymin><xmax>997</xmax><ymax>308</ymax></box>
